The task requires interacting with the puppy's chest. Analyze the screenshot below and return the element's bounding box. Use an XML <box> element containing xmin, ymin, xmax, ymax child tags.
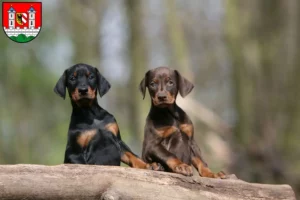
<box><xmin>70</xmin><ymin>118</ymin><xmax>118</xmax><ymax>148</ymax></box>
<box><xmin>154</xmin><ymin>123</ymin><xmax>193</xmax><ymax>139</ymax></box>
<box><xmin>74</xmin><ymin>118</ymin><xmax>107</xmax><ymax>129</ymax></box>
<box><xmin>157</xmin><ymin>125</ymin><xmax>191</xmax><ymax>151</ymax></box>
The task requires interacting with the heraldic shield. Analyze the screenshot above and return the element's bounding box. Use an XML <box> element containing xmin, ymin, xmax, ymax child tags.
<box><xmin>2</xmin><ymin>2</ymin><xmax>42</xmax><ymax>43</ymax></box>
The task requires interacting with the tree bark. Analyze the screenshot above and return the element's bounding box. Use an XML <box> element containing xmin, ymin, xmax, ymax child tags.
<box><xmin>0</xmin><ymin>164</ymin><xmax>295</xmax><ymax>200</ymax></box>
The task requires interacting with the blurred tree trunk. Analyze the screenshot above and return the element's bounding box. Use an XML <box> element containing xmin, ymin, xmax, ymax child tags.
<box><xmin>283</xmin><ymin>0</ymin><xmax>300</xmax><ymax>194</ymax></box>
<box><xmin>226</xmin><ymin>0</ymin><xmax>300</xmax><ymax>193</ymax></box>
<box><xmin>164</xmin><ymin>0</ymin><xmax>193</xmax><ymax>80</ymax></box>
<box><xmin>283</xmin><ymin>0</ymin><xmax>300</xmax><ymax>152</ymax></box>
<box><xmin>62</xmin><ymin>0</ymin><xmax>104</xmax><ymax>67</ymax></box>
<box><xmin>0</xmin><ymin>30</ymin><xmax>10</xmax><ymax>163</ymax></box>
<box><xmin>226</xmin><ymin>0</ymin><xmax>282</xmax><ymax>182</ymax></box>
<box><xmin>125</xmin><ymin>0</ymin><xmax>146</xmax><ymax>151</ymax></box>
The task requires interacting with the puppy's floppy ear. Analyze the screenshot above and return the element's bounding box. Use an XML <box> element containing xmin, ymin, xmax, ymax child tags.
<box><xmin>175</xmin><ymin>70</ymin><xmax>194</xmax><ymax>98</ymax></box>
<box><xmin>54</xmin><ymin>70</ymin><xmax>67</xmax><ymax>99</ymax></box>
<box><xmin>95</xmin><ymin>68</ymin><xmax>111</xmax><ymax>97</ymax></box>
<box><xmin>139</xmin><ymin>71</ymin><xmax>149</xmax><ymax>100</ymax></box>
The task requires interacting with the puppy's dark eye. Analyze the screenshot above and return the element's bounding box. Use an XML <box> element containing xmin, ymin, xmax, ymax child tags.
<box><xmin>168</xmin><ymin>80</ymin><xmax>173</xmax><ymax>85</ymax></box>
<box><xmin>149</xmin><ymin>82</ymin><xmax>156</xmax><ymax>88</ymax></box>
<box><xmin>88</xmin><ymin>75</ymin><xmax>94</xmax><ymax>80</ymax></box>
<box><xmin>69</xmin><ymin>76</ymin><xmax>75</xmax><ymax>81</ymax></box>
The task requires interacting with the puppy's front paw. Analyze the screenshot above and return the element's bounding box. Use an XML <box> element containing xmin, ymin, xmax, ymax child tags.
<box><xmin>200</xmin><ymin>168</ymin><xmax>226</xmax><ymax>179</ymax></box>
<box><xmin>215</xmin><ymin>171</ymin><xmax>226</xmax><ymax>179</ymax></box>
<box><xmin>147</xmin><ymin>162</ymin><xmax>164</xmax><ymax>171</ymax></box>
<box><xmin>174</xmin><ymin>163</ymin><xmax>193</xmax><ymax>176</ymax></box>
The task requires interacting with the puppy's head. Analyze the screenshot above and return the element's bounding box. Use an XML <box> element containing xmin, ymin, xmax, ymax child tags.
<box><xmin>54</xmin><ymin>63</ymin><xmax>111</xmax><ymax>107</ymax></box>
<box><xmin>139</xmin><ymin>67</ymin><xmax>194</xmax><ymax>107</ymax></box>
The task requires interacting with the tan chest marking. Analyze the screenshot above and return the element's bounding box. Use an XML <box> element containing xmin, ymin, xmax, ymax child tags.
<box><xmin>77</xmin><ymin>129</ymin><xmax>97</xmax><ymax>148</ymax></box>
<box><xmin>179</xmin><ymin>124</ymin><xmax>193</xmax><ymax>137</ymax></box>
<box><xmin>155</xmin><ymin>126</ymin><xmax>179</xmax><ymax>138</ymax></box>
<box><xmin>105</xmin><ymin>122</ymin><xmax>119</xmax><ymax>136</ymax></box>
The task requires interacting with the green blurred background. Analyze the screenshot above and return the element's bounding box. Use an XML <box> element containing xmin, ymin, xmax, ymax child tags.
<box><xmin>1</xmin><ymin>0</ymin><xmax>300</xmax><ymax>197</ymax></box>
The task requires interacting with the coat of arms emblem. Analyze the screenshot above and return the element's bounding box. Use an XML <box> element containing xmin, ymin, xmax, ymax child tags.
<box><xmin>2</xmin><ymin>2</ymin><xmax>42</xmax><ymax>43</ymax></box>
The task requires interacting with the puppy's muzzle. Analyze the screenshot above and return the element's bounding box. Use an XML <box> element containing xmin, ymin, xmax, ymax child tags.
<box><xmin>157</xmin><ymin>92</ymin><xmax>167</xmax><ymax>102</ymax></box>
<box><xmin>78</xmin><ymin>87</ymin><xmax>88</xmax><ymax>96</ymax></box>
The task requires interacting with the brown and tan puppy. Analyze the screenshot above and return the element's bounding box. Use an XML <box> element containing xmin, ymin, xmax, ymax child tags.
<box><xmin>139</xmin><ymin>66</ymin><xmax>226</xmax><ymax>178</ymax></box>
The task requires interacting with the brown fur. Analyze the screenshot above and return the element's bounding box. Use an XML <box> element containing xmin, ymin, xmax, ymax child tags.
<box><xmin>121</xmin><ymin>152</ymin><xmax>148</xmax><ymax>169</ymax></box>
<box><xmin>71</xmin><ymin>88</ymin><xmax>80</xmax><ymax>102</ymax></box>
<box><xmin>87</xmin><ymin>86</ymin><xmax>96</xmax><ymax>99</ymax></box>
<box><xmin>156</xmin><ymin>126</ymin><xmax>178</xmax><ymax>138</ymax></box>
<box><xmin>140</xmin><ymin>67</ymin><xmax>225</xmax><ymax>178</ymax></box>
<box><xmin>77</xmin><ymin>129</ymin><xmax>97</xmax><ymax>148</ymax></box>
<box><xmin>105</xmin><ymin>122</ymin><xmax>119</xmax><ymax>136</ymax></box>
<box><xmin>179</xmin><ymin>123</ymin><xmax>193</xmax><ymax>137</ymax></box>
<box><xmin>166</xmin><ymin>158</ymin><xmax>183</xmax><ymax>169</ymax></box>
<box><xmin>167</xmin><ymin>158</ymin><xmax>193</xmax><ymax>175</ymax></box>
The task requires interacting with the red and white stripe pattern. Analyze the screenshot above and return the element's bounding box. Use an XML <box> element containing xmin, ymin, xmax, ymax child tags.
<box><xmin>22</xmin><ymin>13</ymin><xmax>27</xmax><ymax>24</ymax></box>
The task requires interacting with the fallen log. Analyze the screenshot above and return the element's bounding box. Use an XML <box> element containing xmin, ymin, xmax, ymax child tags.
<box><xmin>0</xmin><ymin>164</ymin><xmax>296</xmax><ymax>200</ymax></box>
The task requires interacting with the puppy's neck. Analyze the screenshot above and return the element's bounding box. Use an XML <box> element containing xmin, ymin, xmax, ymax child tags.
<box><xmin>71</xmin><ymin>98</ymin><xmax>102</xmax><ymax>115</ymax></box>
<box><xmin>151</xmin><ymin>101</ymin><xmax>176</xmax><ymax>111</ymax></box>
<box><xmin>150</xmin><ymin>102</ymin><xmax>179</xmax><ymax>119</ymax></box>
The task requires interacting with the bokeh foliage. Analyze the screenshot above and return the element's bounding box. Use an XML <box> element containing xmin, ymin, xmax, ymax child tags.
<box><xmin>0</xmin><ymin>0</ymin><xmax>299</xmax><ymax>197</ymax></box>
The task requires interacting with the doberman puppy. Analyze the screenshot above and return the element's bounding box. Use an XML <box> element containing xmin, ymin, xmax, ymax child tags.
<box><xmin>139</xmin><ymin>66</ymin><xmax>226</xmax><ymax>177</ymax></box>
<box><xmin>54</xmin><ymin>63</ymin><xmax>160</xmax><ymax>169</ymax></box>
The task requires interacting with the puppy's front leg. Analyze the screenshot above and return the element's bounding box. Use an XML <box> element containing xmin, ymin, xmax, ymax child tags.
<box><xmin>190</xmin><ymin>139</ymin><xmax>226</xmax><ymax>178</ymax></box>
<box><xmin>64</xmin><ymin>144</ymin><xmax>85</xmax><ymax>164</ymax></box>
<box><xmin>118</xmin><ymin>140</ymin><xmax>163</xmax><ymax>170</ymax></box>
<box><xmin>105</xmin><ymin>121</ymin><xmax>162</xmax><ymax>170</ymax></box>
<box><xmin>147</xmin><ymin>143</ymin><xmax>193</xmax><ymax>176</ymax></box>
<box><xmin>119</xmin><ymin>141</ymin><xmax>149</xmax><ymax>169</ymax></box>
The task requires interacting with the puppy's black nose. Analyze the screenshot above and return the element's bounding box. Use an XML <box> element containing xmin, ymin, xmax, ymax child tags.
<box><xmin>157</xmin><ymin>93</ymin><xmax>167</xmax><ymax>101</ymax></box>
<box><xmin>78</xmin><ymin>88</ymin><xmax>88</xmax><ymax>95</ymax></box>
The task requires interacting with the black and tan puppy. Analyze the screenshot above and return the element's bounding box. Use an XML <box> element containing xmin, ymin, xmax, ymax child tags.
<box><xmin>54</xmin><ymin>63</ymin><xmax>160</xmax><ymax>169</ymax></box>
<box><xmin>140</xmin><ymin>66</ymin><xmax>225</xmax><ymax>177</ymax></box>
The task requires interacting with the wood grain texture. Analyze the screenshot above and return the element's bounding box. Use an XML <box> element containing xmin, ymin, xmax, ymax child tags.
<box><xmin>0</xmin><ymin>164</ymin><xmax>296</xmax><ymax>200</ymax></box>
